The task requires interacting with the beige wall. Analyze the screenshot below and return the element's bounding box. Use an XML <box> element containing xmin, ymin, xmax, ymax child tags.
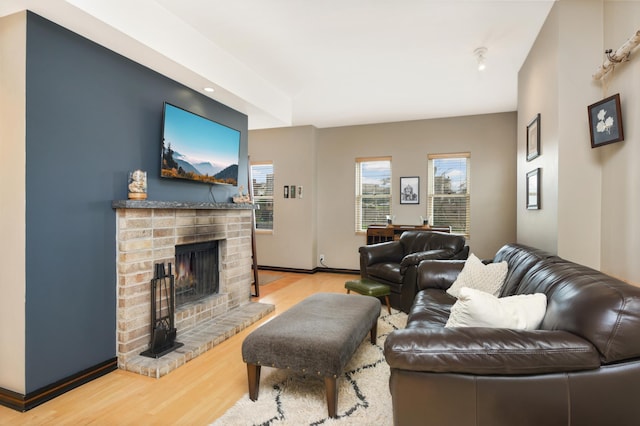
<box><xmin>518</xmin><ymin>0</ymin><xmax>640</xmax><ymax>285</ymax></box>
<box><xmin>517</xmin><ymin>7</ymin><xmax>560</xmax><ymax>254</ymax></box>
<box><xmin>250</xmin><ymin>112</ymin><xmax>517</xmax><ymax>270</ymax></box>
<box><xmin>249</xmin><ymin>126</ymin><xmax>318</xmax><ymax>270</ymax></box>
<box><xmin>599</xmin><ymin>2</ymin><xmax>640</xmax><ymax>282</ymax></box>
<box><xmin>556</xmin><ymin>0</ymin><xmax>603</xmax><ymax>268</ymax></box>
<box><xmin>0</xmin><ymin>12</ymin><xmax>26</xmax><ymax>394</ymax></box>
<box><xmin>517</xmin><ymin>0</ymin><xmax>603</xmax><ymax>267</ymax></box>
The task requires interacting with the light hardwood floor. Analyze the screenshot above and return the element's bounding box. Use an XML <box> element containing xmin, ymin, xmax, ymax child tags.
<box><xmin>0</xmin><ymin>271</ymin><xmax>357</xmax><ymax>425</ymax></box>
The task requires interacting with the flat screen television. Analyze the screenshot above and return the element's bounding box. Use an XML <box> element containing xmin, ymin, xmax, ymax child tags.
<box><xmin>161</xmin><ymin>102</ymin><xmax>240</xmax><ymax>186</ymax></box>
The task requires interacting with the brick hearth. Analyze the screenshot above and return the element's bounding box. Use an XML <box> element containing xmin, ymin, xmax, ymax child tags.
<box><xmin>112</xmin><ymin>200</ymin><xmax>273</xmax><ymax>378</ymax></box>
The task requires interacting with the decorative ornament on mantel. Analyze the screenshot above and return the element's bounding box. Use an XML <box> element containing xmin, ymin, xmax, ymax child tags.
<box><xmin>233</xmin><ymin>185</ymin><xmax>252</xmax><ymax>204</ymax></box>
<box><xmin>593</xmin><ymin>29</ymin><xmax>640</xmax><ymax>81</ymax></box>
<box><xmin>128</xmin><ymin>170</ymin><xmax>148</xmax><ymax>200</ymax></box>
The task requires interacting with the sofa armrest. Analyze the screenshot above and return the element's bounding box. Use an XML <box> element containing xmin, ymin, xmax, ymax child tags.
<box><xmin>416</xmin><ymin>260</ymin><xmax>466</xmax><ymax>291</ymax></box>
<box><xmin>384</xmin><ymin>327</ymin><xmax>600</xmax><ymax>375</ymax></box>
<box><xmin>400</xmin><ymin>249</ymin><xmax>455</xmax><ymax>273</ymax></box>
<box><xmin>359</xmin><ymin>241</ymin><xmax>404</xmax><ymax>267</ymax></box>
<box><xmin>451</xmin><ymin>244</ymin><xmax>470</xmax><ymax>260</ymax></box>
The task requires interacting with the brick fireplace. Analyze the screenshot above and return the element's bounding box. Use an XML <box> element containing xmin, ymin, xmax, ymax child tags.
<box><xmin>112</xmin><ymin>200</ymin><xmax>274</xmax><ymax>378</ymax></box>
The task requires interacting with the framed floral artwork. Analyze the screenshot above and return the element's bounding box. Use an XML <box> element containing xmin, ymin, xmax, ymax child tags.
<box><xmin>588</xmin><ymin>93</ymin><xmax>624</xmax><ymax>148</ymax></box>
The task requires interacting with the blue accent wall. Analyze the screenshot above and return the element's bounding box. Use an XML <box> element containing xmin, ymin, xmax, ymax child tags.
<box><xmin>24</xmin><ymin>12</ymin><xmax>248</xmax><ymax>392</ymax></box>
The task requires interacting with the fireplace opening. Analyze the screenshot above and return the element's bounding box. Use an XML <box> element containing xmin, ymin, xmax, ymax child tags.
<box><xmin>175</xmin><ymin>240</ymin><xmax>219</xmax><ymax>307</ymax></box>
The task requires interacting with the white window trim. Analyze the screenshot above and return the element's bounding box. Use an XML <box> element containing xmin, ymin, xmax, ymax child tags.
<box><xmin>355</xmin><ymin>156</ymin><xmax>392</xmax><ymax>233</ymax></box>
<box><xmin>250</xmin><ymin>161</ymin><xmax>274</xmax><ymax>233</ymax></box>
<box><xmin>427</xmin><ymin>153</ymin><xmax>470</xmax><ymax>237</ymax></box>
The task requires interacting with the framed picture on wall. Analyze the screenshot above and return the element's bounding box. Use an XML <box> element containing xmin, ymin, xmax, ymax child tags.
<box><xmin>526</xmin><ymin>113</ymin><xmax>541</xmax><ymax>161</ymax></box>
<box><xmin>400</xmin><ymin>177</ymin><xmax>419</xmax><ymax>204</ymax></box>
<box><xmin>588</xmin><ymin>93</ymin><xmax>624</xmax><ymax>148</ymax></box>
<box><xmin>526</xmin><ymin>168</ymin><xmax>540</xmax><ymax>210</ymax></box>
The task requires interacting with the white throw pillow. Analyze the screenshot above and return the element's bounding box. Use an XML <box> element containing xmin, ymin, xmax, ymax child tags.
<box><xmin>446</xmin><ymin>253</ymin><xmax>508</xmax><ymax>298</ymax></box>
<box><xmin>445</xmin><ymin>287</ymin><xmax>547</xmax><ymax>330</ymax></box>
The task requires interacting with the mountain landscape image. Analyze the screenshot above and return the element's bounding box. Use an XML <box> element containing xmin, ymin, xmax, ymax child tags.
<box><xmin>160</xmin><ymin>103</ymin><xmax>241</xmax><ymax>186</ymax></box>
<box><xmin>162</xmin><ymin>145</ymin><xmax>238</xmax><ymax>186</ymax></box>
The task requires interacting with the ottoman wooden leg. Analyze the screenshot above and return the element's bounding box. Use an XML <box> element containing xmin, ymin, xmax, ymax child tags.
<box><xmin>370</xmin><ymin>319</ymin><xmax>378</xmax><ymax>344</ymax></box>
<box><xmin>324</xmin><ymin>376</ymin><xmax>338</xmax><ymax>418</ymax></box>
<box><xmin>247</xmin><ymin>363</ymin><xmax>261</xmax><ymax>401</ymax></box>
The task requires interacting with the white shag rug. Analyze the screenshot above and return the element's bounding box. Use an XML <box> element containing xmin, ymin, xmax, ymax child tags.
<box><xmin>212</xmin><ymin>309</ymin><xmax>407</xmax><ymax>426</ymax></box>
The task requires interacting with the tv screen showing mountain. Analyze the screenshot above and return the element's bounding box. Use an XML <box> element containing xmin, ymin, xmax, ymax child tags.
<box><xmin>161</xmin><ymin>102</ymin><xmax>240</xmax><ymax>186</ymax></box>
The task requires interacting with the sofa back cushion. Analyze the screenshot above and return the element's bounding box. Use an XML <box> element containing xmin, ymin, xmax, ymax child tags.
<box><xmin>400</xmin><ymin>231</ymin><xmax>465</xmax><ymax>256</ymax></box>
<box><xmin>516</xmin><ymin>259</ymin><xmax>640</xmax><ymax>364</ymax></box>
<box><xmin>493</xmin><ymin>243</ymin><xmax>557</xmax><ymax>297</ymax></box>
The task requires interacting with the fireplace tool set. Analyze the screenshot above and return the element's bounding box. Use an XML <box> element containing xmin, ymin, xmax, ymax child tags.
<box><xmin>141</xmin><ymin>262</ymin><xmax>183</xmax><ymax>358</ymax></box>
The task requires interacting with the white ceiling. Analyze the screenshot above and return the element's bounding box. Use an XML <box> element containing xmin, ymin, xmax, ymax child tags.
<box><xmin>2</xmin><ymin>0</ymin><xmax>556</xmax><ymax>129</ymax></box>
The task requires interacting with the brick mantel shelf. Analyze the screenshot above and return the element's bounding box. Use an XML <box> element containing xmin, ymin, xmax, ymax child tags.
<box><xmin>111</xmin><ymin>200</ymin><xmax>258</xmax><ymax>210</ymax></box>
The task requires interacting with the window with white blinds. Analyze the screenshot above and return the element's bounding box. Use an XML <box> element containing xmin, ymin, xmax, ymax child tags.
<box><xmin>250</xmin><ymin>162</ymin><xmax>274</xmax><ymax>231</ymax></box>
<box><xmin>427</xmin><ymin>153</ymin><xmax>470</xmax><ymax>236</ymax></box>
<box><xmin>355</xmin><ymin>157</ymin><xmax>392</xmax><ymax>231</ymax></box>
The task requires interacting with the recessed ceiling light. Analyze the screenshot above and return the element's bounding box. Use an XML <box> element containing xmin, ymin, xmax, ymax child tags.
<box><xmin>204</xmin><ymin>87</ymin><xmax>215</xmax><ymax>93</ymax></box>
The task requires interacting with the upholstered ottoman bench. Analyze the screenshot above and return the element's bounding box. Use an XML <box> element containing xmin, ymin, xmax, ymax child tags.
<box><xmin>241</xmin><ymin>292</ymin><xmax>381</xmax><ymax>418</ymax></box>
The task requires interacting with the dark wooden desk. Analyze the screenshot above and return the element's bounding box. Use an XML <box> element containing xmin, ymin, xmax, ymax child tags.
<box><xmin>365</xmin><ymin>224</ymin><xmax>450</xmax><ymax>244</ymax></box>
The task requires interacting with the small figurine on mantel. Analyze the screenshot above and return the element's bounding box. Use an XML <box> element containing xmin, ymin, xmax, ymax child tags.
<box><xmin>128</xmin><ymin>170</ymin><xmax>147</xmax><ymax>200</ymax></box>
<box><xmin>233</xmin><ymin>185</ymin><xmax>252</xmax><ymax>203</ymax></box>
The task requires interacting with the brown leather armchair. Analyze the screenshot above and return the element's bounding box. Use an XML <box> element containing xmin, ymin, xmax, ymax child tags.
<box><xmin>359</xmin><ymin>231</ymin><xmax>468</xmax><ymax>312</ymax></box>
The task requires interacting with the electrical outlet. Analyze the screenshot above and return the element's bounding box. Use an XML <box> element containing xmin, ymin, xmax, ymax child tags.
<box><xmin>319</xmin><ymin>254</ymin><xmax>325</xmax><ymax>263</ymax></box>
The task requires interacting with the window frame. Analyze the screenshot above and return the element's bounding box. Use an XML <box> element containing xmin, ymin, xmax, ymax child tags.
<box><xmin>355</xmin><ymin>156</ymin><xmax>392</xmax><ymax>233</ymax></box>
<box><xmin>427</xmin><ymin>153</ymin><xmax>471</xmax><ymax>237</ymax></box>
<box><xmin>250</xmin><ymin>161</ymin><xmax>274</xmax><ymax>233</ymax></box>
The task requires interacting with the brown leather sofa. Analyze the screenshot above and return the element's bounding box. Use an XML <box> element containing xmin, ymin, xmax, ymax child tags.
<box><xmin>359</xmin><ymin>231</ymin><xmax>468</xmax><ymax>312</ymax></box>
<box><xmin>384</xmin><ymin>243</ymin><xmax>640</xmax><ymax>426</ymax></box>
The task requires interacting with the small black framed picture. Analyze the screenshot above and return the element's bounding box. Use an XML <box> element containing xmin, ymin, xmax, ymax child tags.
<box><xmin>284</xmin><ymin>185</ymin><xmax>289</xmax><ymax>198</ymax></box>
<box><xmin>526</xmin><ymin>168</ymin><xmax>540</xmax><ymax>210</ymax></box>
<box><xmin>526</xmin><ymin>113</ymin><xmax>540</xmax><ymax>161</ymax></box>
<box><xmin>588</xmin><ymin>93</ymin><xmax>624</xmax><ymax>148</ymax></box>
<box><xmin>400</xmin><ymin>177</ymin><xmax>419</xmax><ymax>204</ymax></box>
